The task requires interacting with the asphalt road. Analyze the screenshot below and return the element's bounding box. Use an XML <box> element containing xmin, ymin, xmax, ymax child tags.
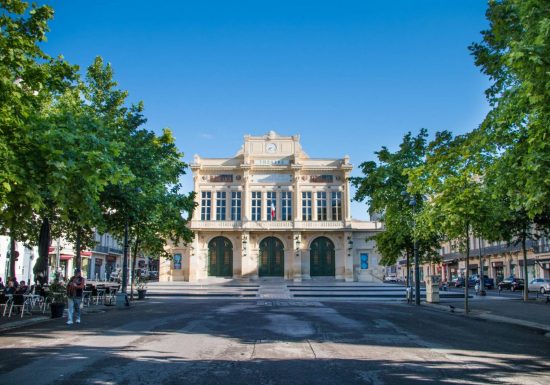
<box><xmin>0</xmin><ymin>298</ymin><xmax>549</xmax><ymax>385</ymax></box>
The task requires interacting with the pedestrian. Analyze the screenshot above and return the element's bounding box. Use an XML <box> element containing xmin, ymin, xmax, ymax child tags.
<box><xmin>4</xmin><ymin>280</ymin><xmax>16</xmax><ymax>295</ymax></box>
<box><xmin>66</xmin><ymin>268</ymin><xmax>86</xmax><ymax>325</ymax></box>
<box><xmin>0</xmin><ymin>277</ymin><xmax>4</xmax><ymax>290</ymax></box>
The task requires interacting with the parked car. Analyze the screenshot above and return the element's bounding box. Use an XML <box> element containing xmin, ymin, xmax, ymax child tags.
<box><xmin>528</xmin><ymin>278</ymin><xmax>550</xmax><ymax>294</ymax></box>
<box><xmin>470</xmin><ymin>274</ymin><xmax>495</xmax><ymax>289</ymax></box>
<box><xmin>498</xmin><ymin>278</ymin><xmax>524</xmax><ymax>291</ymax></box>
<box><xmin>451</xmin><ymin>277</ymin><xmax>476</xmax><ymax>288</ymax></box>
<box><xmin>384</xmin><ymin>274</ymin><xmax>398</xmax><ymax>283</ymax></box>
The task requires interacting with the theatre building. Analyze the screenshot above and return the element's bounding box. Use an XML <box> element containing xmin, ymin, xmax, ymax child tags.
<box><xmin>161</xmin><ymin>131</ymin><xmax>383</xmax><ymax>282</ymax></box>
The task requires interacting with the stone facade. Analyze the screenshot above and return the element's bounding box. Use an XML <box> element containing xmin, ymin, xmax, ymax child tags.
<box><xmin>161</xmin><ymin>131</ymin><xmax>383</xmax><ymax>282</ymax></box>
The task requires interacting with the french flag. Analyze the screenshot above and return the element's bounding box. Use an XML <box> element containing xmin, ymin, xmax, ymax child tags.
<box><xmin>271</xmin><ymin>202</ymin><xmax>276</xmax><ymax>220</ymax></box>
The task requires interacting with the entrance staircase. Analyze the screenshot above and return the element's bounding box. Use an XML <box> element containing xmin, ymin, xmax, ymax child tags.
<box><xmin>147</xmin><ymin>280</ymin><xmax>465</xmax><ymax>301</ymax></box>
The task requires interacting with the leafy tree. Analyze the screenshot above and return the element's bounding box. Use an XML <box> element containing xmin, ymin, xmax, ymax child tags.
<box><xmin>84</xmin><ymin>59</ymin><xmax>195</xmax><ymax>294</ymax></box>
<box><xmin>0</xmin><ymin>0</ymin><xmax>76</xmax><ymax>277</ymax></box>
<box><xmin>409</xmin><ymin>131</ymin><xmax>498</xmax><ymax>313</ymax></box>
<box><xmin>351</xmin><ymin>129</ymin><xmax>441</xmax><ymax>288</ymax></box>
<box><xmin>469</xmin><ymin>0</ymin><xmax>550</xmax><ymax>299</ymax></box>
<box><xmin>483</xmin><ymin>138</ymin><xmax>550</xmax><ymax>300</ymax></box>
<box><xmin>469</xmin><ymin>0</ymin><xmax>550</xmax><ymax>218</ymax></box>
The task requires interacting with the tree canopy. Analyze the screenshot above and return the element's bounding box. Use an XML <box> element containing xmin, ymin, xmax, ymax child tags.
<box><xmin>1</xmin><ymin>1</ymin><xmax>194</xmax><ymax>281</ymax></box>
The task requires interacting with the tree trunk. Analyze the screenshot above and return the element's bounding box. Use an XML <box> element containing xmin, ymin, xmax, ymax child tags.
<box><xmin>130</xmin><ymin>232</ymin><xmax>140</xmax><ymax>301</ymax></box>
<box><xmin>9</xmin><ymin>236</ymin><xmax>16</xmax><ymax>278</ymax></box>
<box><xmin>406</xmin><ymin>249</ymin><xmax>411</xmax><ymax>288</ymax></box>
<box><xmin>521</xmin><ymin>234</ymin><xmax>529</xmax><ymax>301</ymax></box>
<box><xmin>75</xmin><ymin>227</ymin><xmax>81</xmax><ymax>270</ymax></box>
<box><xmin>464</xmin><ymin>225</ymin><xmax>470</xmax><ymax>315</ymax></box>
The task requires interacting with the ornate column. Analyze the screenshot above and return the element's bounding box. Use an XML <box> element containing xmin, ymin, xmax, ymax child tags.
<box><xmin>241</xmin><ymin>165</ymin><xmax>251</xmax><ymax>221</ymax></box>
<box><xmin>293</xmin><ymin>232</ymin><xmax>302</xmax><ymax>282</ymax></box>
<box><xmin>344</xmin><ymin>232</ymin><xmax>354</xmax><ymax>282</ymax></box>
<box><xmin>312</xmin><ymin>190</ymin><xmax>318</xmax><ymax>221</ymax></box>
<box><xmin>342</xmin><ymin>157</ymin><xmax>353</xmax><ymax>221</ymax></box>
<box><xmin>188</xmin><ymin>233</ymin><xmax>200</xmax><ymax>282</ymax></box>
<box><xmin>292</xmin><ymin>164</ymin><xmax>302</xmax><ymax>223</ymax></box>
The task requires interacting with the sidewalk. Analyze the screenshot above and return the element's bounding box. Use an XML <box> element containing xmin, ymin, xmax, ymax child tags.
<box><xmin>0</xmin><ymin>296</ymin><xmax>143</xmax><ymax>333</ymax></box>
<box><xmin>424</xmin><ymin>295</ymin><xmax>550</xmax><ymax>334</ymax></box>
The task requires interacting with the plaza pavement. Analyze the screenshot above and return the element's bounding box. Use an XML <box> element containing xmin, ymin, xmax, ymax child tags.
<box><xmin>1</xmin><ymin>280</ymin><xmax>549</xmax><ymax>335</ymax></box>
<box><xmin>1</xmin><ymin>292</ymin><xmax>549</xmax><ymax>384</ymax></box>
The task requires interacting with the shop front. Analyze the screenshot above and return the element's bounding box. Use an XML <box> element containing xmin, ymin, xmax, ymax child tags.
<box><xmin>492</xmin><ymin>261</ymin><xmax>504</xmax><ymax>283</ymax></box>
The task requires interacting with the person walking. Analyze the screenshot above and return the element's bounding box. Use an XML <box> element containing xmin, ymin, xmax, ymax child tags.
<box><xmin>66</xmin><ymin>269</ymin><xmax>85</xmax><ymax>325</ymax></box>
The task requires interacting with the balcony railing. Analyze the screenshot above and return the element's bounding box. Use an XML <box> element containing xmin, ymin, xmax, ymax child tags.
<box><xmin>93</xmin><ymin>245</ymin><xmax>123</xmax><ymax>255</ymax></box>
<box><xmin>189</xmin><ymin>219</ymin><xmax>377</xmax><ymax>231</ymax></box>
<box><xmin>441</xmin><ymin>239</ymin><xmax>538</xmax><ymax>262</ymax></box>
<box><xmin>534</xmin><ymin>243</ymin><xmax>550</xmax><ymax>254</ymax></box>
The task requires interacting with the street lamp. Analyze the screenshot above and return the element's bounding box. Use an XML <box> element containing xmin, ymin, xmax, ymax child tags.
<box><xmin>411</xmin><ymin>197</ymin><xmax>421</xmax><ymax>306</ymax></box>
<box><xmin>402</xmin><ymin>191</ymin><xmax>421</xmax><ymax>306</ymax></box>
<box><xmin>478</xmin><ymin>236</ymin><xmax>486</xmax><ymax>296</ymax></box>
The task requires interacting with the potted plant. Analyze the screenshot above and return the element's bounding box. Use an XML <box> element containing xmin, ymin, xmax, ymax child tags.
<box><xmin>137</xmin><ymin>276</ymin><xmax>148</xmax><ymax>300</ymax></box>
<box><xmin>47</xmin><ymin>279</ymin><xmax>67</xmax><ymax>318</ymax></box>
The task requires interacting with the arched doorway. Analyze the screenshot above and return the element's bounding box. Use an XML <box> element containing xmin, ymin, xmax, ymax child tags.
<box><xmin>310</xmin><ymin>237</ymin><xmax>335</xmax><ymax>276</ymax></box>
<box><xmin>259</xmin><ymin>237</ymin><xmax>284</xmax><ymax>277</ymax></box>
<box><xmin>208</xmin><ymin>237</ymin><xmax>233</xmax><ymax>277</ymax></box>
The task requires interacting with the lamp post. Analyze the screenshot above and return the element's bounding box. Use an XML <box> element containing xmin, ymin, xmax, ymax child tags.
<box><xmin>122</xmin><ymin>219</ymin><xmax>129</xmax><ymax>294</ymax></box>
<box><xmin>411</xmin><ymin>197</ymin><xmax>421</xmax><ymax>306</ymax></box>
<box><xmin>116</xmin><ymin>219</ymin><xmax>130</xmax><ymax>307</ymax></box>
<box><xmin>402</xmin><ymin>191</ymin><xmax>421</xmax><ymax>305</ymax></box>
<box><xmin>478</xmin><ymin>236</ymin><xmax>486</xmax><ymax>296</ymax></box>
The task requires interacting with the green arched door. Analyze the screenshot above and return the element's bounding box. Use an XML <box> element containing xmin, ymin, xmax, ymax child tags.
<box><xmin>208</xmin><ymin>237</ymin><xmax>233</xmax><ymax>277</ymax></box>
<box><xmin>310</xmin><ymin>237</ymin><xmax>335</xmax><ymax>276</ymax></box>
<box><xmin>259</xmin><ymin>237</ymin><xmax>284</xmax><ymax>277</ymax></box>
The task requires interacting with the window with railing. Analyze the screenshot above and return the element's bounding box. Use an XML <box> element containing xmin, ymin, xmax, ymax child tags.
<box><xmin>267</xmin><ymin>192</ymin><xmax>277</xmax><ymax>221</ymax></box>
<box><xmin>302</xmin><ymin>192</ymin><xmax>312</xmax><ymax>221</ymax></box>
<box><xmin>216</xmin><ymin>191</ymin><xmax>226</xmax><ymax>220</ymax></box>
<box><xmin>231</xmin><ymin>191</ymin><xmax>241</xmax><ymax>220</ymax></box>
<box><xmin>331</xmin><ymin>191</ymin><xmax>342</xmax><ymax>220</ymax></box>
<box><xmin>201</xmin><ymin>191</ymin><xmax>212</xmax><ymax>220</ymax></box>
<box><xmin>251</xmin><ymin>192</ymin><xmax>262</xmax><ymax>221</ymax></box>
<box><xmin>317</xmin><ymin>191</ymin><xmax>327</xmax><ymax>220</ymax></box>
<box><xmin>281</xmin><ymin>192</ymin><xmax>292</xmax><ymax>220</ymax></box>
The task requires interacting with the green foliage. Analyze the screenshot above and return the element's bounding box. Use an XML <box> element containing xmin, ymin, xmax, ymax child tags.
<box><xmin>408</xmin><ymin>131</ymin><xmax>495</xmax><ymax>242</ymax></box>
<box><xmin>47</xmin><ymin>279</ymin><xmax>67</xmax><ymax>304</ymax></box>
<box><xmin>351</xmin><ymin>129</ymin><xmax>441</xmax><ymax>266</ymax></box>
<box><xmin>137</xmin><ymin>276</ymin><xmax>148</xmax><ymax>290</ymax></box>
<box><xmin>0</xmin><ymin>2</ymin><xmax>194</xmax><ymax>281</ymax></box>
<box><xmin>0</xmin><ymin>1</ymin><xmax>78</xmax><ymax>276</ymax></box>
<box><xmin>469</xmin><ymin>0</ymin><xmax>550</xmax><ymax>218</ymax></box>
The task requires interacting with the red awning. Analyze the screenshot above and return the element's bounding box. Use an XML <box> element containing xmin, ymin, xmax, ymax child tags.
<box><xmin>60</xmin><ymin>254</ymin><xmax>73</xmax><ymax>261</ymax></box>
<box><xmin>49</xmin><ymin>246</ymin><xmax>55</xmax><ymax>253</ymax></box>
<box><xmin>81</xmin><ymin>251</ymin><xmax>92</xmax><ymax>257</ymax></box>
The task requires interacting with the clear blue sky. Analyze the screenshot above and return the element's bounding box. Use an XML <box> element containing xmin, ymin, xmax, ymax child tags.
<box><xmin>44</xmin><ymin>0</ymin><xmax>490</xmax><ymax>220</ymax></box>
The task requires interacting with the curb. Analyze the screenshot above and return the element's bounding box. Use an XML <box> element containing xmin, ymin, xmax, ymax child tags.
<box><xmin>423</xmin><ymin>302</ymin><xmax>550</xmax><ymax>334</ymax></box>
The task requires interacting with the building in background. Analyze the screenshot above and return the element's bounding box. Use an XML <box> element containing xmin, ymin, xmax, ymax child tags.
<box><xmin>0</xmin><ymin>237</ymin><xmax>38</xmax><ymax>284</ymax></box>
<box><xmin>162</xmin><ymin>131</ymin><xmax>383</xmax><ymax>282</ymax></box>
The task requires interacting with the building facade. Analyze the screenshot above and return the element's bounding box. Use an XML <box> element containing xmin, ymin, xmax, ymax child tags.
<box><xmin>161</xmin><ymin>131</ymin><xmax>383</xmax><ymax>282</ymax></box>
<box><xmin>423</xmin><ymin>236</ymin><xmax>550</xmax><ymax>284</ymax></box>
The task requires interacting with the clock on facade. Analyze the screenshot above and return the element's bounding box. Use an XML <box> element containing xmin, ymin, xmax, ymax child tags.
<box><xmin>266</xmin><ymin>143</ymin><xmax>277</xmax><ymax>153</ymax></box>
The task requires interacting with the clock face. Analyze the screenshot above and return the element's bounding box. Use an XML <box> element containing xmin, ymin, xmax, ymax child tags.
<box><xmin>266</xmin><ymin>143</ymin><xmax>277</xmax><ymax>153</ymax></box>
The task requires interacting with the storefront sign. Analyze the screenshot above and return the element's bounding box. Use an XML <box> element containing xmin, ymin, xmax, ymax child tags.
<box><xmin>311</xmin><ymin>174</ymin><xmax>334</xmax><ymax>183</ymax></box>
<box><xmin>173</xmin><ymin>254</ymin><xmax>182</xmax><ymax>270</ymax></box>
<box><xmin>254</xmin><ymin>159</ymin><xmax>289</xmax><ymax>166</ymax></box>
<box><xmin>251</xmin><ymin>174</ymin><xmax>292</xmax><ymax>183</ymax></box>
<box><xmin>210</xmin><ymin>174</ymin><xmax>233</xmax><ymax>183</ymax></box>
<box><xmin>360</xmin><ymin>253</ymin><xmax>369</xmax><ymax>269</ymax></box>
